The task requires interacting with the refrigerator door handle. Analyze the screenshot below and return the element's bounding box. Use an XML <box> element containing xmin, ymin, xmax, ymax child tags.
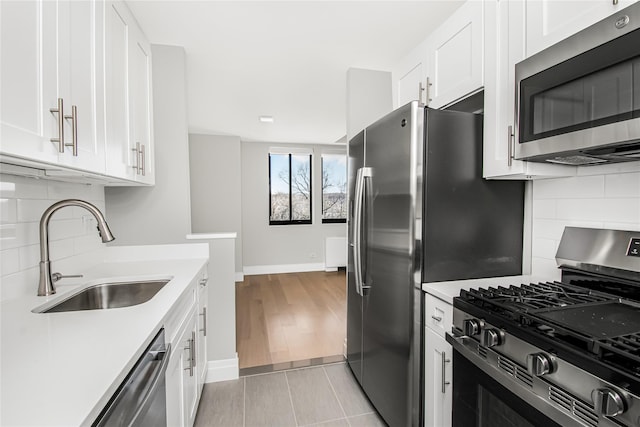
<box><xmin>353</xmin><ymin>167</ymin><xmax>372</xmax><ymax>297</ymax></box>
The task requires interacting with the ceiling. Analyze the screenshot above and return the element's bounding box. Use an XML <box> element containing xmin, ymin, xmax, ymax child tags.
<box><xmin>126</xmin><ymin>1</ymin><xmax>465</xmax><ymax>144</ymax></box>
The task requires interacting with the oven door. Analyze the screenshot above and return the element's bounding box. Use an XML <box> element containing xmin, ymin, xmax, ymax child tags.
<box><xmin>451</xmin><ymin>347</ymin><xmax>561</xmax><ymax>427</ymax></box>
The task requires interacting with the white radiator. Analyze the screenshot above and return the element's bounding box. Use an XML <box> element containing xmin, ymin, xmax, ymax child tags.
<box><xmin>325</xmin><ymin>237</ymin><xmax>347</xmax><ymax>270</ymax></box>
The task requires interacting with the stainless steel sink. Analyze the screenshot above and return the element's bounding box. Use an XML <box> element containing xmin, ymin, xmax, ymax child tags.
<box><xmin>38</xmin><ymin>280</ymin><xmax>170</xmax><ymax>313</ymax></box>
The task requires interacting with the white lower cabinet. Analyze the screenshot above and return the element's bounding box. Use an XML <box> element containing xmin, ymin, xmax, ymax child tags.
<box><xmin>165</xmin><ymin>268</ymin><xmax>207</xmax><ymax>427</ymax></box>
<box><xmin>424</xmin><ymin>293</ymin><xmax>453</xmax><ymax>427</ymax></box>
<box><xmin>424</xmin><ymin>328</ymin><xmax>452</xmax><ymax>427</ymax></box>
<box><xmin>197</xmin><ymin>274</ymin><xmax>209</xmax><ymax>395</ymax></box>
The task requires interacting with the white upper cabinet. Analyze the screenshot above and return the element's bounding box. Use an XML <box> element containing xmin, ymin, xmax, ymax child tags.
<box><xmin>392</xmin><ymin>40</ymin><xmax>428</xmax><ymax>109</ymax></box>
<box><xmin>1</xmin><ymin>0</ymin><xmax>153</xmax><ymax>185</ymax></box>
<box><xmin>104</xmin><ymin>1</ymin><xmax>134</xmax><ymax>180</ymax></box>
<box><xmin>129</xmin><ymin>22</ymin><xmax>155</xmax><ymax>184</ymax></box>
<box><xmin>55</xmin><ymin>0</ymin><xmax>106</xmax><ymax>172</ymax></box>
<box><xmin>1</xmin><ymin>1</ymin><xmax>62</xmax><ymax>164</ymax></box>
<box><xmin>1</xmin><ymin>1</ymin><xmax>105</xmax><ymax>172</ymax></box>
<box><xmin>525</xmin><ymin>0</ymin><xmax>637</xmax><ymax>57</ymax></box>
<box><xmin>104</xmin><ymin>1</ymin><xmax>155</xmax><ymax>185</ymax></box>
<box><xmin>426</xmin><ymin>0</ymin><xmax>484</xmax><ymax>109</ymax></box>
<box><xmin>483</xmin><ymin>0</ymin><xmax>576</xmax><ymax>179</ymax></box>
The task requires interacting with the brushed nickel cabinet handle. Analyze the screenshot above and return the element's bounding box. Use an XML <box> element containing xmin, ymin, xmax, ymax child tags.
<box><xmin>64</xmin><ymin>105</ymin><xmax>78</xmax><ymax>156</ymax></box>
<box><xmin>200</xmin><ymin>307</ymin><xmax>207</xmax><ymax>336</ymax></box>
<box><xmin>419</xmin><ymin>81</ymin><xmax>425</xmax><ymax>104</ymax></box>
<box><xmin>426</xmin><ymin>77</ymin><xmax>433</xmax><ymax>105</ymax></box>
<box><xmin>50</xmin><ymin>98</ymin><xmax>65</xmax><ymax>152</ymax></box>
<box><xmin>431</xmin><ymin>315</ymin><xmax>443</xmax><ymax>322</ymax></box>
<box><xmin>441</xmin><ymin>351</ymin><xmax>451</xmax><ymax>394</ymax></box>
<box><xmin>184</xmin><ymin>334</ymin><xmax>195</xmax><ymax>377</ymax></box>
<box><xmin>132</xmin><ymin>142</ymin><xmax>141</xmax><ymax>174</ymax></box>
<box><xmin>140</xmin><ymin>144</ymin><xmax>146</xmax><ymax>176</ymax></box>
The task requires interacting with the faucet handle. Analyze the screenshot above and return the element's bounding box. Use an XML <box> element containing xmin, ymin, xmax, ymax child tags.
<box><xmin>51</xmin><ymin>272</ymin><xmax>84</xmax><ymax>283</ymax></box>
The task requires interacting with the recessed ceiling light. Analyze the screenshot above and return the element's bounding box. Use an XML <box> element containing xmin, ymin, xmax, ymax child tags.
<box><xmin>259</xmin><ymin>116</ymin><xmax>274</xmax><ymax>123</ymax></box>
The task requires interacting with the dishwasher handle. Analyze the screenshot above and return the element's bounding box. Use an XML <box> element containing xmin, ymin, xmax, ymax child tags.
<box><xmin>126</xmin><ymin>343</ymin><xmax>172</xmax><ymax>427</ymax></box>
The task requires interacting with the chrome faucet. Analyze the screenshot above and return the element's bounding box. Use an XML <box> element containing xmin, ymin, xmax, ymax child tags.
<box><xmin>38</xmin><ymin>199</ymin><xmax>115</xmax><ymax>296</ymax></box>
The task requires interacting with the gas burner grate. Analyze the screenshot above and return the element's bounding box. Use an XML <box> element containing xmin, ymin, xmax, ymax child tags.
<box><xmin>460</xmin><ymin>282</ymin><xmax>610</xmax><ymax>315</ymax></box>
<box><xmin>596</xmin><ymin>332</ymin><xmax>640</xmax><ymax>374</ymax></box>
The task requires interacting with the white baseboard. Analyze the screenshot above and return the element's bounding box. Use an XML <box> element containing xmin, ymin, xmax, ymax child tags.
<box><xmin>205</xmin><ymin>355</ymin><xmax>239</xmax><ymax>383</ymax></box>
<box><xmin>325</xmin><ymin>267</ymin><xmax>338</xmax><ymax>272</ymax></box>
<box><xmin>235</xmin><ymin>272</ymin><xmax>244</xmax><ymax>282</ymax></box>
<box><xmin>243</xmin><ymin>262</ymin><xmax>326</xmax><ymax>276</ymax></box>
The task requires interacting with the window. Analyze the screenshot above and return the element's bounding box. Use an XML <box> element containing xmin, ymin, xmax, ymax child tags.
<box><xmin>269</xmin><ymin>153</ymin><xmax>312</xmax><ymax>225</ymax></box>
<box><xmin>321</xmin><ymin>153</ymin><xmax>347</xmax><ymax>223</ymax></box>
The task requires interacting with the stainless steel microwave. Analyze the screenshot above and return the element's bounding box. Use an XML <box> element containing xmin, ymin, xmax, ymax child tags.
<box><xmin>515</xmin><ymin>2</ymin><xmax>640</xmax><ymax>165</ymax></box>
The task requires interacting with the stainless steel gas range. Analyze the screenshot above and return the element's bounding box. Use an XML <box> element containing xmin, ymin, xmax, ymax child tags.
<box><xmin>447</xmin><ymin>227</ymin><xmax>640</xmax><ymax>427</ymax></box>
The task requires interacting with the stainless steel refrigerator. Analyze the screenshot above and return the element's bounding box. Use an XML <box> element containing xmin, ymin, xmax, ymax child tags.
<box><xmin>347</xmin><ymin>102</ymin><xmax>524</xmax><ymax>427</ymax></box>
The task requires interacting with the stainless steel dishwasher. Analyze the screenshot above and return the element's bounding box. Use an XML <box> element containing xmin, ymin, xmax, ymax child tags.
<box><xmin>93</xmin><ymin>329</ymin><xmax>171</xmax><ymax>427</ymax></box>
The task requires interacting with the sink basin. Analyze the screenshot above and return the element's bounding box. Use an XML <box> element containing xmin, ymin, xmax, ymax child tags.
<box><xmin>38</xmin><ymin>279</ymin><xmax>171</xmax><ymax>313</ymax></box>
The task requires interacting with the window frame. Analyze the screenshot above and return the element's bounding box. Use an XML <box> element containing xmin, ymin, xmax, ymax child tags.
<box><xmin>320</xmin><ymin>153</ymin><xmax>347</xmax><ymax>224</ymax></box>
<box><xmin>268</xmin><ymin>153</ymin><xmax>313</xmax><ymax>226</ymax></box>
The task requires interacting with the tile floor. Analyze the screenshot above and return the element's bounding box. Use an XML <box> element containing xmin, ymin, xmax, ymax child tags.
<box><xmin>194</xmin><ymin>362</ymin><xmax>386</xmax><ymax>427</ymax></box>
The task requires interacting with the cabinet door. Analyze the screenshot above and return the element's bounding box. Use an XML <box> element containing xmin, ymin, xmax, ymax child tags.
<box><xmin>0</xmin><ymin>0</ymin><xmax>59</xmax><ymax>163</ymax></box>
<box><xmin>197</xmin><ymin>277</ymin><xmax>208</xmax><ymax>395</ymax></box>
<box><xmin>104</xmin><ymin>1</ymin><xmax>136</xmax><ymax>180</ymax></box>
<box><xmin>56</xmin><ymin>0</ymin><xmax>105</xmax><ymax>172</ymax></box>
<box><xmin>183</xmin><ymin>311</ymin><xmax>199</xmax><ymax>427</ymax></box>
<box><xmin>424</xmin><ymin>328</ymin><xmax>452</xmax><ymax>427</ymax></box>
<box><xmin>526</xmin><ymin>0</ymin><xmax>637</xmax><ymax>57</ymax></box>
<box><xmin>482</xmin><ymin>0</ymin><xmax>576</xmax><ymax>179</ymax></box>
<box><xmin>129</xmin><ymin>23</ymin><xmax>155</xmax><ymax>184</ymax></box>
<box><xmin>427</xmin><ymin>0</ymin><xmax>483</xmax><ymax>109</ymax></box>
<box><xmin>393</xmin><ymin>39</ymin><xmax>429</xmax><ymax>109</ymax></box>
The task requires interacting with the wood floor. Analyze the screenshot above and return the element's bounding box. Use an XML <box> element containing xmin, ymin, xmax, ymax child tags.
<box><xmin>236</xmin><ymin>270</ymin><xmax>347</xmax><ymax>369</ymax></box>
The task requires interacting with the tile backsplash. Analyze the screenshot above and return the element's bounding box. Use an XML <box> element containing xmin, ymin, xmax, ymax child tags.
<box><xmin>0</xmin><ymin>174</ymin><xmax>106</xmax><ymax>300</ymax></box>
<box><xmin>531</xmin><ymin>171</ymin><xmax>640</xmax><ymax>279</ymax></box>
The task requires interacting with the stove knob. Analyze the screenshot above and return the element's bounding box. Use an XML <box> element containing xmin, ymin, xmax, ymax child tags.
<box><xmin>592</xmin><ymin>388</ymin><xmax>626</xmax><ymax>417</ymax></box>
<box><xmin>463</xmin><ymin>319</ymin><xmax>484</xmax><ymax>336</ymax></box>
<box><xmin>526</xmin><ymin>353</ymin><xmax>556</xmax><ymax>376</ymax></box>
<box><xmin>481</xmin><ymin>328</ymin><xmax>504</xmax><ymax>348</ymax></box>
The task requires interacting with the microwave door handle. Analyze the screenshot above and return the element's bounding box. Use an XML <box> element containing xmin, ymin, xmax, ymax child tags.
<box><xmin>126</xmin><ymin>343</ymin><xmax>172</xmax><ymax>427</ymax></box>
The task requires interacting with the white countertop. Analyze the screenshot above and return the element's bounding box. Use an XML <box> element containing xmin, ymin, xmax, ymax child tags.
<box><xmin>422</xmin><ymin>274</ymin><xmax>549</xmax><ymax>304</ymax></box>
<box><xmin>0</xmin><ymin>244</ymin><xmax>208</xmax><ymax>427</ymax></box>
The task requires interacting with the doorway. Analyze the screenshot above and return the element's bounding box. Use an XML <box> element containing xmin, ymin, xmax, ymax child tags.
<box><xmin>236</xmin><ymin>270</ymin><xmax>346</xmax><ymax>371</ymax></box>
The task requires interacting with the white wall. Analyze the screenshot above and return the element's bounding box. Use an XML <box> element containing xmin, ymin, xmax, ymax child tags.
<box><xmin>530</xmin><ymin>169</ymin><xmax>640</xmax><ymax>279</ymax></box>
<box><xmin>346</xmin><ymin>68</ymin><xmax>392</xmax><ymax>142</ymax></box>
<box><xmin>105</xmin><ymin>45</ymin><xmax>192</xmax><ymax>245</ymax></box>
<box><xmin>241</xmin><ymin>141</ymin><xmax>347</xmax><ymax>273</ymax></box>
<box><xmin>189</xmin><ymin>134</ymin><xmax>243</xmax><ymax>273</ymax></box>
<box><xmin>0</xmin><ymin>174</ymin><xmax>105</xmax><ymax>301</ymax></box>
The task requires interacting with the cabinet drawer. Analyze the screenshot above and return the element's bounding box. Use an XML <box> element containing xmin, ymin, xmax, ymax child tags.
<box><xmin>425</xmin><ymin>294</ymin><xmax>452</xmax><ymax>339</ymax></box>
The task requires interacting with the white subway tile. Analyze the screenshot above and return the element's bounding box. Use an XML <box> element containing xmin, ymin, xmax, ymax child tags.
<box><xmin>604</xmin><ymin>222</ymin><xmax>640</xmax><ymax>232</ymax></box>
<box><xmin>0</xmin><ymin>199</ymin><xmax>17</xmax><ymax>224</ymax></box>
<box><xmin>48</xmin><ymin>218</ymin><xmax>85</xmax><ymax>241</ymax></box>
<box><xmin>533</xmin><ymin>175</ymin><xmax>605</xmax><ymax>200</ymax></box>
<box><xmin>532</xmin><ymin>199</ymin><xmax>557</xmax><ymax>219</ymax></box>
<box><xmin>19</xmin><ymin>244</ymin><xmax>40</xmax><ymax>272</ymax></box>
<box><xmin>531</xmin><ymin>237</ymin><xmax>559</xmax><ymax>259</ymax></box>
<box><xmin>0</xmin><ymin>248</ymin><xmax>20</xmax><ymax>276</ymax></box>
<box><xmin>0</xmin><ymin>175</ymin><xmax>48</xmax><ymax>199</ymax></box>
<box><xmin>532</xmin><ymin>219</ymin><xmax>565</xmax><ymax>240</ymax></box>
<box><xmin>49</xmin><ymin>239</ymin><xmax>75</xmax><ymax>262</ymax></box>
<box><xmin>16</xmin><ymin>199</ymin><xmax>57</xmax><ymax>222</ymax></box>
<box><xmin>605</xmin><ymin>172</ymin><xmax>640</xmax><ymax>198</ymax></box>
<box><xmin>531</xmin><ymin>257</ymin><xmax>561</xmax><ymax>280</ymax></box>
<box><xmin>557</xmin><ymin>198</ymin><xmax>640</xmax><ymax>223</ymax></box>
<box><xmin>74</xmin><ymin>235</ymin><xmax>102</xmax><ymax>255</ymax></box>
<box><xmin>0</xmin><ymin>222</ymin><xmax>39</xmax><ymax>251</ymax></box>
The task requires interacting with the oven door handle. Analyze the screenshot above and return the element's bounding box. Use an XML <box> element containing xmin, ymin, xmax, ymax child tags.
<box><xmin>127</xmin><ymin>343</ymin><xmax>172</xmax><ymax>427</ymax></box>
